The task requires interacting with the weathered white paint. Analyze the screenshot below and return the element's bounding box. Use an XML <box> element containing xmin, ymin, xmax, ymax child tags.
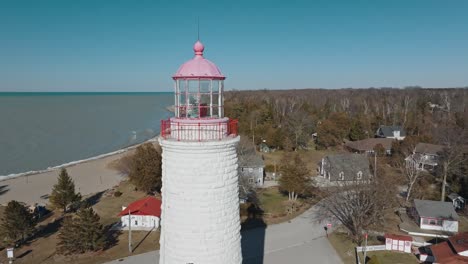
<box><xmin>419</xmin><ymin>218</ymin><xmax>458</xmax><ymax>232</ymax></box>
<box><xmin>384</xmin><ymin>238</ymin><xmax>411</xmax><ymax>253</ymax></box>
<box><xmin>120</xmin><ymin>215</ymin><xmax>159</xmax><ymax>230</ymax></box>
<box><xmin>158</xmin><ymin>136</ymin><xmax>242</xmax><ymax>264</ymax></box>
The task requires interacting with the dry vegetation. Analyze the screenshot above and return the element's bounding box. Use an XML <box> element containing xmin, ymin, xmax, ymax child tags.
<box><xmin>0</xmin><ymin>180</ymin><xmax>160</xmax><ymax>264</ymax></box>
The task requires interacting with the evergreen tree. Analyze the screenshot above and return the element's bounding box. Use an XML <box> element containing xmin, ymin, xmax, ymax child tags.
<box><xmin>349</xmin><ymin>119</ymin><xmax>367</xmax><ymax>141</ymax></box>
<box><xmin>279</xmin><ymin>153</ymin><xmax>311</xmax><ymax>201</ymax></box>
<box><xmin>57</xmin><ymin>215</ymin><xmax>79</xmax><ymax>254</ymax></box>
<box><xmin>49</xmin><ymin>168</ymin><xmax>81</xmax><ymax>213</ymax></box>
<box><xmin>0</xmin><ymin>200</ymin><xmax>35</xmax><ymax>245</ymax></box>
<box><xmin>58</xmin><ymin>206</ymin><xmax>105</xmax><ymax>254</ymax></box>
<box><xmin>129</xmin><ymin>143</ymin><xmax>162</xmax><ymax>193</ymax></box>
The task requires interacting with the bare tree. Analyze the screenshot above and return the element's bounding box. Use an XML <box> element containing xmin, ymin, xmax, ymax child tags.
<box><xmin>317</xmin><ymin>177</ymin><xmax>397</xmax><ymax>245</ymax></box>
<box><xmin>436</xmin><ymin>126</ymin><xmax>468</xmax><ymax>201</ymax></box>
<box><xmin>404</xmin><ymin>155</ymin><xmax>426</xmax><ymax>202</ymax></box>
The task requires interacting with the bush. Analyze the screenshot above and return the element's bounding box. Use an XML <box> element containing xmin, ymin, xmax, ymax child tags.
<box><xmin>264</xmin><ymin>164</ymin><xmax>276</xmax><ymax>172</ymax></box>
<box><xmin>114</xmin><ymin>191</ymin><xmax>122</xmax><ymax>197</ymax></box>
<box><xmin>367</xmin><ymin>255</ymin><xmax>381</xmax><ymax>264</ymax></box>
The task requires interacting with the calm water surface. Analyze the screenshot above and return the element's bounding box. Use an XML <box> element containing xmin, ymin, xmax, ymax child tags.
<box><xmin>0</xmin><ymin>92</ymin><xmax>172</xmax><ymax>176</ymax></box>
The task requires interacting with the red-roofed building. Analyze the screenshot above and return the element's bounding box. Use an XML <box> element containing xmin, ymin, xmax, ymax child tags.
<box><xmin>420</xmin><ymin>232</ymin><xmax>468</xmax><ymax>263</ymax></box>
<box><xmin>117</xmin><ymin>196</ymin><xmax>162</xmax><ymax>230</ymax></box>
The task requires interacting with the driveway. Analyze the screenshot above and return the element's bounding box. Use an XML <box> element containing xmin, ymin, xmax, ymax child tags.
<box><xmin>106</xmin><ymin>205</ymin><xmax>343</xmax><ymax>264</ymax></box>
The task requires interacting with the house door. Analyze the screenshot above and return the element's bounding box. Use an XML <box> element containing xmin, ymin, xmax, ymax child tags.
<box><xmin>398</xmin><ymin>240</ymin><xmax>404</xmax><ymax>251</ymax></box>
<box><xmin>392</xmin><ymin>240</ymin><xmax>398</xmax><ymax>250</ymax></box>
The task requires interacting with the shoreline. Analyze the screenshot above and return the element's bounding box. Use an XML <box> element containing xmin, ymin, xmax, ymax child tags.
<box><xmin>0</xmin><ymin>137</ymin><xmax>159</xmax><ymax>206</ymax></box>
<box><xmin>0</xmin><ymin>137</ymin><xmax>158</xmax><ymax>181</ymax></box>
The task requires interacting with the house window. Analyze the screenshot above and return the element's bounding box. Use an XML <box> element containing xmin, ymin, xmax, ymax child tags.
<box><xmin>339</xmin><ymin>172</ymin><xmax>344</xmax><ymax>180</ymax></box>
<box><xmin>357</xmin><ymin>171</ymin><xmax>363</xmax><ymax>180</ymax></box>
<box><xmin>248</xmin><ymin>178</ymin><xmax>254</xmax><ymax>184</ymax></box>
<box><xmin>135</xmin><ymin>220</ymin><xmax>138</xmax><ymax>225</ymax></box>
<box><xmin>422</xmin><ymin>218</ymin><xmax>442</xmax><ymax>226</ymax></box>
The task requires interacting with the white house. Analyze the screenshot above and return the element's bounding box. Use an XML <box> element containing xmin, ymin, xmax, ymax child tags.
<box><xmin>375</xmin><ymin>125</ymin><xmax>406</xmax><ymax>140</ymax></box>
<box><xmin>118</xmin><ymin>196</ymin><xmax>162</xmax><ymax>230</ymax></box>
<box><xmin>413</xmin><ymin>199</ymin><xmax>459</xmax><ymax>232</ymax></box>
<box><xmin>405</xmin><ymin>143</ymin><xmax>445</xmax><ymax>171</ymax></box>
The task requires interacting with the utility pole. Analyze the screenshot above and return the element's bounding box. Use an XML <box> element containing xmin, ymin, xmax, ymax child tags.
<box><xmin>128</xmin><ymin>210</ymin><xmax>132</xmax><ymax>253</ymax></box>
<box><xmin>374</xmin><ymin>152</ymin><xmax>377</xmax><ymax>178</ymax></box>
<box><xmin>363</xmin><ymin>233</ymin><xmax>368</xmax><ymax>263</ymax></box>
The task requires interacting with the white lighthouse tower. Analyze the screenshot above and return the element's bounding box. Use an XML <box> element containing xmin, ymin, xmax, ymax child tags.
<box><xmin>158</xmin><ymin>40</ymin><xmax>242</xmax><ymax>264</ymax></box>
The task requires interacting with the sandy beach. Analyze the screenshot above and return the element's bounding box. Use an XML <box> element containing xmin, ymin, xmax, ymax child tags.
<box><xmin>0</xmin><ymin>150</ymin><xmax>132</xmax><ymax>206</ymax></box>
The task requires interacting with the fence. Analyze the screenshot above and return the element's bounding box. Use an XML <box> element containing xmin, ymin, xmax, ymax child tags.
<box><xmin>160</xmin><ymin>118</ymin><xmax>238</xmax><ymax>141</ymax></box>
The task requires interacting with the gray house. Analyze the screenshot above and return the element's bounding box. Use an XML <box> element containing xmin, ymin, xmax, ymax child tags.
<box><xmin>239</xmin><ymin>154</ymin><xmax>265</xmax><ymax>187</ymax></box>
<box><xmin>319</xmin><ymin>153</ymin><xmax>372</xmax><ymax>182</ymax></box>
<box><xmin>375</xmin><ymin>125</ymin><xmax>406</xmax><ymax>140</ymax></box>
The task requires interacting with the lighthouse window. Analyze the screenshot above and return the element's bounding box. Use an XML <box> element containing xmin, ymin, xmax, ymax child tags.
<box><xmin>200</xmin><ymin>80</ymin><xmax>210</xmax><ymax>93</ymax></box>
<box><xmin>179</xmin><ymin>93</ymin><xmax>186</xmax><ymax>105</ymax></box>
<box><xmin>212</xmin><ymin>107</ymin><xmax>219</xmax><ymax>117</ymax></box>
<box><xmin>188</xmin><ymin>80</ymin><xmax>199</xmax><ymax>93</ymax></box>
<box><xmin>212</xmin><ymin>80</ymin><xmax>219</xmax><ymax>93</ymax></box>
<box><xmin>212</xmin><ymin>93</ymin><xmax>219</xmax><ymax>106</ymax></box>
<box><xmin>177</xmin><ymin>79</ymin><xmax>186</xmax><ymax>92</ymax></box>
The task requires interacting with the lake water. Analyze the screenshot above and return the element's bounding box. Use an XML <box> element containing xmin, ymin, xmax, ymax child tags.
<box><xmin>0</xmin><ymin>92</ymin><xmax>172</xmax><ymax>176</ymax></box>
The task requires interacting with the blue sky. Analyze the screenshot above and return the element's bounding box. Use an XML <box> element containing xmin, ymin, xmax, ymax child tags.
<box><xmin>0</xmin><ymin>0</ymin><xmax>467</xmax><ymax>92</ymax></box>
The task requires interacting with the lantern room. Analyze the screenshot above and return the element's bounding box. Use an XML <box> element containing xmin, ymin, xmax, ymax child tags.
<box><xmin>172</xmin><ymin>41</ymin><xmax>225</xmax><ymax>119</ymax></box>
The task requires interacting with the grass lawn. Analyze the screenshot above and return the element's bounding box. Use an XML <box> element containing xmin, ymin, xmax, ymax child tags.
<box><xmin>458</xmin><ymin>215</ymin><xmax>468</xmax><ymax>232</ymax></box>
<box><xmin>242</xmin><ymin>186</ymin><xmax>317</xmax><ymax>227</ymax></box>
<box><xmin>258</xmin><ymin>187</ymin><xmax>288</xmax><ymax>216</ymax></box>
<box><xmin>328</xmin><ymin>232</ymin><xmax>419</xmax><ymax>264</ymax></box>
<box><xmin>360</xmin><ymin>251</ymin><xmax>419</xmax><ymax>264</ymax></box>
<box><xmin>262</xmin><ymin>149</ymin><xmax>343</xmax><ymax>176</ymax></box>
<box><xmin>0</xmin><ymin>180</ymin><xmax>160</xmax><ymax>264</ymax></box>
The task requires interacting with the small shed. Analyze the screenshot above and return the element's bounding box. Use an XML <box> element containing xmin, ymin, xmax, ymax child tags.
<box><xmin>448</xmin><ymin>193</ymin><xmax>465</xmax><ymax>211</ymax></box>
<box><xmin>258</xmin><ymin>142</ymin><xmax>271</xmax><ymax>153</ymax></box>
<box><xmin>385</xmin><ymin>233</ymin><xmax>412</xmax><ymax>253</ymax></box>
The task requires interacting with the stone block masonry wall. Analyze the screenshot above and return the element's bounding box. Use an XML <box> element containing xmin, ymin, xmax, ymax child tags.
<box><xmin>158</xmin><ymin>136</ymin><xmax>242</xmax><ymax>264</ymax></box>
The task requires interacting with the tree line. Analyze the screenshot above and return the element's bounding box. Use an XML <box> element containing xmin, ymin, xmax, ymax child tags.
<box><xmin>225</xmin><ymin>88</ymin><xmax>467</xmax><ymax>150</ymax></box>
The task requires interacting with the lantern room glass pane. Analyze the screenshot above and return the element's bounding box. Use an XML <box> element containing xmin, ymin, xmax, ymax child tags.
<box><xmin>200</xmin><ymin>94</ymin><xmax>210</xmax><ymax>106</ymax></box>
<box><xmin>188</xmin><ymin>80</ymin><xmax>199</xmax><ymax>93</ymax></box>
<box><xmin>178</xmin><ymin>80</ymin><xmax>186</xmax><ymax>92</ymax></box>
<box><xmin>212</xmin><ymin>106</ymin><xmax>219</xmax><ymax>117</ymax></box>
<box><xmin>178</xmin><ymin>93</ymin><xmax>186</xmax><ymax>105</ymax></box>
<box><xmin>212</xmin><ymin>93</ymin><xmax>219</xmax><ymax>107</ymax></box>
<box><xmin>212</xmin><ymin>80</ymin><xmax>219</xmax><ymax>93</ymax></box>
<box><xmin>200</xmin><ymin>80</ymin><xmax>210</xmax><ymax>93</ymax></box>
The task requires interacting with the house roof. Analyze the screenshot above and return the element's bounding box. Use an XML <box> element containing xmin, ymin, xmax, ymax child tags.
<box><xmin>414</xmin><ymin>143</ymin><xmax>444</xmax><ymax>155</ymax></box>
<box><xmin>414</xmin><ymin>199</ymin><xmax>459</xmax><ymax>220</ymax></box>
<box><xmin>448</xmin><ymin>193</ymin><xmax>464</xmax><ymax>201</ymax></box>
<box><xmin>430</xmin><ymin>241</ymin><xmax>468</xmax><ymax>264</ymax></box>
<box><xmin>325</xmin><ymin>153</ymin><xmax>371</xmax><ymax>178</ymax></box>
<box><xmin>448</xmin><ymin>232</ymin><xmax>468</xmax><ymax>254</ymax></box>
<box><xmin>345</xmin><ymin>138</ymin><xmax>395</xmax><ymax>152</ymax></box>
<box><xmin>117</xmin><ymin>196</ymin><xmax>162</xmax><ymax>217</ymax></box>
<box><xmin>377</xmin><ymin>125</ymin><xmax>406</xmax><ymax>137</ymax></box>
<box><xmin>239</xmin><ymin>154</ymin><xmax>264</xmax><ymax>168</ymax></box>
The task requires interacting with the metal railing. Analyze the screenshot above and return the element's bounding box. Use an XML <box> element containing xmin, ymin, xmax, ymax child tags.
<box><xmin>160</xmin><ymin>118</ymin><xmax>238</xmax><ymax>141</ymax></box>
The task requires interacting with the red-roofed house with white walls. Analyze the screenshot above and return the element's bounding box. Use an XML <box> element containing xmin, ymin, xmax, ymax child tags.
<box><xmin>117</xmin><ymin>196</ymin><xmax>162</xmax><ymax>230</ymax></box>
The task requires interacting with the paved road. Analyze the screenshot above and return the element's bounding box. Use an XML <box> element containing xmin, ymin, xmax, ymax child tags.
<box><xmin>106</xmin><ymin>205</ymin><xmax>343</xmax><ymax>264</ymax></box>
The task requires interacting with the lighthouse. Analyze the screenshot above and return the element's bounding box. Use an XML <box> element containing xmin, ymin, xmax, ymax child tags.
<box><xmin>158</xmin><ymin>41</ymin><xmax>242</xmax><ymax>263</ymax></box>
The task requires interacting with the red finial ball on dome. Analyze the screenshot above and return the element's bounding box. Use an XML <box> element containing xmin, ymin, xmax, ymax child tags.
<box><xmin>194</xmin><ymin>40</ymin><xmax>204</xmax><ymax>56</ymax></box>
